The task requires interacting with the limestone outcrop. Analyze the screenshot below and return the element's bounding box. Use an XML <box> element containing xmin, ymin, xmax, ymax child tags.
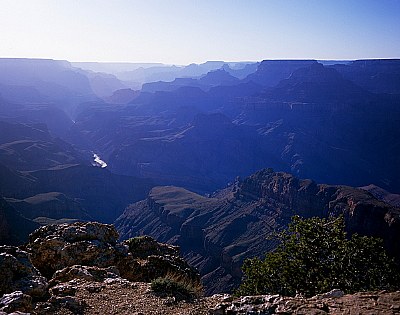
<box><xmin>26</xmin><ymin>222</ymin><xmax>199</xmax><ymax>283</ymax></box>
<box><xmin>0</xmin><ymin>246</ymin><xmax>48</xmax><ymax>298</ymax></box>
<box><xmin>0</xmin><ymin>221</ymin><xmax>200</xmax><ymax>314</ymax></box>
<box><xmin>0</xmin><ymin>291</ymin><xmax>32</xmax><ymax>314</ymax></box>
<box><xmin>26</xmin><ymin>222</ymin><xmax>119</xmax><ymax>278</ymax></box>
<box><xmin>209</xmin><ymin>291</ymin><xmax>400</xmax><ymax>315</ymax></box>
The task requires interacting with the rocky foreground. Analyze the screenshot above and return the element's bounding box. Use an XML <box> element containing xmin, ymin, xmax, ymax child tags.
<box><xmin>1</xmin><ymin>222</ymin><xmax>400</xmax><ymax>314</ymax></box>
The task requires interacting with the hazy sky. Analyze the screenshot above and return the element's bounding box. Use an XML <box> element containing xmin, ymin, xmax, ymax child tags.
<box><xmin>1</xmin><ymin>0</ymin><xmax>399</xmax><ymax>64</ymax></box>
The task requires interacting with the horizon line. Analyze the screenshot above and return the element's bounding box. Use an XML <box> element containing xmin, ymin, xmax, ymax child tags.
<box><xmin>1</xmin><ymin>57</ymin><xmax>400</xmax><ymax>66</ymax></box>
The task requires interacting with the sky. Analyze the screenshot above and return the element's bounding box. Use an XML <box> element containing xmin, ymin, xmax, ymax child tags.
<box><xmin>0</xmin><ymin>0</ymin><xmax>399</xmax><ymax>64</ymax></box>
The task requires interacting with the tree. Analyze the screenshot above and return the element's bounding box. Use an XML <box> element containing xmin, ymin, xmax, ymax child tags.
<box><xmin>236</xmin><ymin>215</ymin><xmax>399</xmax><ymax>297</ymax></box>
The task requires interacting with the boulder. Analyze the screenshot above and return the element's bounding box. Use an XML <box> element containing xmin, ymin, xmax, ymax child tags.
<box><xmin>0</xmin><ymin>246</ymin><xmax>48</xmax><ymax>298</ymax></box>
<box><xmin>35</xmin><ymin>295</ymin><xmax>86</xmax><ymax>315</ymax></box>
<box><xmin>25</xmin><ymin>222</ymin><xmax>200</xmax><ymax>286</ymax></box>
<box><xmin>0</xmin><ymin>291</ymin><xmax>32</xmax><ymax>314</ymax></box>
<box><xmin>28</xmin><ymin>221</ymin><xmax>118</xmax><ymax>244</ymax></box>
<box><xmin>1</xmin><ymin>222</ymin><xmax>204</xmax><ymax>314</ymax></box>
<box><xmin>124</xmin><ymin>235</ymin><xmax>179</xmax><ymax>258</ymax></box>
<box><xmin>26</xmin><ymin>222</ymin><xmax>119</xmax><ymax>278</ymax></box>
<box><xmin>49</xmin><ymin>265</ymin><xmax>120</xmax><ymax>286</ymax></box>
<box><xmin>117</xmin><ymin>236</ymin><xmax>200</xmax><ymax>284</ymax></box>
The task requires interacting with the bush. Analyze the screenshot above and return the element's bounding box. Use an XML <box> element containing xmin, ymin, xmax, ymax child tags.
<box><xmin>236</xmin><ymin>215</ymin><xmax>400</xmax><ymax>297</ymax></box>
<box><xmin>151</xmin><ymin>272</ymin><xmax>203</xmax><ymax>300</ymax></box>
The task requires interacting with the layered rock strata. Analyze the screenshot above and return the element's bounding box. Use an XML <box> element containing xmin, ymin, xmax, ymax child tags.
<box><xmin>116</xmin><ymin>169</ymin><xmax>400</xmax><ymax>294</ymax></box>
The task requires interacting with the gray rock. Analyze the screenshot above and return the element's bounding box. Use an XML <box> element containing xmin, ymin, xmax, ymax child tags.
<box><xmin>26</xmin><ymin>222</ymin><xmax>119</xmax><ymax>278</ymax></box>
<box><xmin>0</xmin><ymin>246</ymin><xmax>48</xmax><ymax>298</ymax></box>
<box><xmin>35</xmin><ymin>295</ymin><xmax>86</xmax><ymax>315</ymax></box>
<box><xmin>312</xmin><ymin>289</ymin><xmax>344</xmax><ymax>299</ymax></box>
<box><xmin>0</xmin><ymin>291</ymin><xmax>32</xmax><ymax>313</ymax></box>
<box><xmin>118</xmin><ymin>236</ymin><xmax>200</xmax><ymax>283</ymax></box>
<box><xmin>50</xmin><ymin>265</ymin><xmax>120</xmax><ymax>286</ymax></box>
<box><xmin>29</xmin><ymin>220</ymin><xmax>118</xmax><ymax>244</ymax></box>
<box><xmin>26</xmin><ymin>221</ymin><xmax>200</xmax><ymax>286</ymax></box>
<box><xmin>50</xmin><ymin>282</ymin><xmax>78</xmax><ymax>297</ymax></box>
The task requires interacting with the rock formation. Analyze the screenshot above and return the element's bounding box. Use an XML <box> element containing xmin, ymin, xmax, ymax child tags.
<box><xmin>0</xmin><ymin>291</ymin><xmax>33</xmax><ymax>314</ymax></box>
<box><xmin>69</xmin><ymin>60</ymin><xmax>400</xmax><ymax>195</ymax></box>
<box><xmin>0</xmin><ymin>246</ymin><xmax>48</xmax><ymax>298</ymax></box>
<box><xmin>0</xmin><ymin>120</ymin><xmax>153</xmax><ymax>228</ymax></box>
<box><xmin>209</xmin><ymin>290</ymin><xmax>400</xmax><ymax>315</ymax></box>
<box><xmin>1</xmin><ymin>220</ymin><xmax>399</xmax><ymax>314</ymax></box>
<box><xmin>0</xmin><ymin>221</ymin><xmax>200</xmax><ymax>313</ymax></box>
<box><xmin>26</xmin><ymin>222</ymin><xmax>120</xmax><ymax>278</ymax></box>
<box><xmin>115</xmin><ymin>169</ymin><xmax>400</xmax><ymax>294</ymax></box>
<box><xmin>361</xmin><ymin>184</ymin><xmax>400</xmax><ymax>208</ymax></box>
<box><xmin>25</xmin><ymin>222</ymin><xmax>199</xmax><ymax>282</ymax></box>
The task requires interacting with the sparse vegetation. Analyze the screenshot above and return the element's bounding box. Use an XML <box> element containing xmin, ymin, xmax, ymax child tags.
<box><xmin>126</xmin><ymin>235</ymin><xmax>149</xmax><ymax>248</ymax></box>
<box><xmin>236</xmin><ymin>215</ymin><xmax>400</xmax><ymax>297</ymax></box>
<box><xmin>151</xmin><ymin>272</ymin><xmax>203</xmax><ymax>300</ymax></box>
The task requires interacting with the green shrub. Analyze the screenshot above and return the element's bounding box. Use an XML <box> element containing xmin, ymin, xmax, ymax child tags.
<box><xmin>236</xmin><ymin>215</ymin><xmax>400</xmax><ymax>297</ymax></box>
<box><xmin>151</xmin><ymin>272</ymin><xmax>203</xmax><ymax>300</ymax></box>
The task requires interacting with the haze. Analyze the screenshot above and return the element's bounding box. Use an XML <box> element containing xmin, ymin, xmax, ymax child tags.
<box><xmin>1</xmin><ymin>0</ymin><xmax>400</xmax><ymax>64</ymax></box>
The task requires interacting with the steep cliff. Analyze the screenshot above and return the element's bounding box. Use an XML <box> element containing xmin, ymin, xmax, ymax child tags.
<box><xmin>115</xmin><ymin>169</ymin><xmax>400</xmax><ymax>294</ymax></box>
<box><xmin>0</xmin><ymin>197</ymin><xmax>39</xmax><ymax>245</ymax></box>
